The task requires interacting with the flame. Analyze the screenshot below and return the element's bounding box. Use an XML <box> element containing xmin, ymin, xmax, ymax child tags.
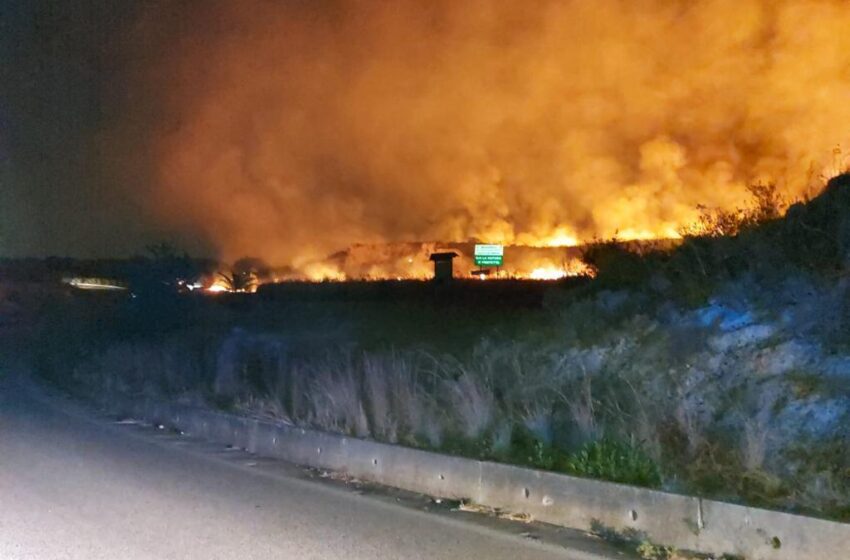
<box><xmin>205</xmin><ymin>281</ymin><xmax>229</xmax><ymax>293</ymax></box>
<box><xmin>535</xmin><ymin>228</ymin><xmax>581</xmax><ymax>248</ymax></box>
<box><xmin>527</xmin><ymin>257</ymin><xmax>594</xmax><ymax>280</ymax></box>
<box><xmin>206</xmin><ymin>285</ymin><xmax>228</xmax><ymax>293</ymax></box>
<box><xmin>125</xmin><ymin>1</ymin><xmax>850</xmax><ymax>271</ymax></box>
<box><xmin>248</xmin><ymin>242</ymin><xmax>597</xmax><ymax>283</ymax></box>
<box><xmin>300</xmin><ymin>263</ymin><xmax>346</xmax><ymax>283</ymax></box>
<box><xmin>529</xmin><ymin>267</ymin><xmax>569</xmax><ymax>281</ymax></box>
<box><xmin>616</xmin><ymin>227</ymin><xmax>683</xmax><ymax>242</ymax></box>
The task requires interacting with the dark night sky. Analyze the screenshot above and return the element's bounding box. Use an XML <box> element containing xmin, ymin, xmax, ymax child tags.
<box><xmin>0</xmin><ymin>1</ymin><xmax>203</xmax><ymax>258</ymax></box>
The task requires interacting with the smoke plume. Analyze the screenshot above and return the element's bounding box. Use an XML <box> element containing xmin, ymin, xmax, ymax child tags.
<box><xmin>131</xmin><ymin>0</ymin><xmax>850</xmax><ymax>267</ymax></box>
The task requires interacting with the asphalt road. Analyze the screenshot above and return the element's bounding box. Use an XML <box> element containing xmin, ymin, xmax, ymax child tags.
<box><xmin>0</xmin><ymin>373</ymin><xmax>623</xmax><ymax>560</ymax></box>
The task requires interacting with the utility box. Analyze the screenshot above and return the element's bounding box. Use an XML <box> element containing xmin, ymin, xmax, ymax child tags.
<box><xmin>429</xmin><ymin>252</ymin><xmax>459</xmax><ymax>282</ymax></box>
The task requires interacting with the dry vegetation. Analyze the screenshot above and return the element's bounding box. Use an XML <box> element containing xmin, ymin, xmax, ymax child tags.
<box><xmin>23</xmin><ymin>174</ymin><xmax>850</xmax><ymax>524</ymax></box>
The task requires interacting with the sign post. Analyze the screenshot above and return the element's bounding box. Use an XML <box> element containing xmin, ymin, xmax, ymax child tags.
<box><xmin>474</xmin><ymin>244</ymin><xmax>504</xmax><ymax>267</ymax></box>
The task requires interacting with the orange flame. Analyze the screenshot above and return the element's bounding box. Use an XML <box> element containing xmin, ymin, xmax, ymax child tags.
<box><xmin>129</xmin><ymin>1</ymin><xmax>850</xmax><ymax>271</ymax></box>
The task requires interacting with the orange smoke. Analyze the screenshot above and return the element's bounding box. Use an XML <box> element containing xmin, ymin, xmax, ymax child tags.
<box><xmin>137</xmin><ymin>0</ymin><xmax>850</xmax><ymax>271</ymax></box>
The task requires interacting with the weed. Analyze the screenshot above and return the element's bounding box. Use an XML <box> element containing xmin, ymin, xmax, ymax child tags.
<box><xmin>565</xmin><ymin>438</ymin><xmax>662</xmax><ymax>488</ymax></box>
<box><xmin>636</xmin><ymin>541</ymin><xmax>677</xmax><ymax>560</ymax></box>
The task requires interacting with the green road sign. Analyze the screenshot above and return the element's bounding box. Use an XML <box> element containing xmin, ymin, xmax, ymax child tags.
<box><xmin>474</xmin><ymin>244</ymin><xmax>504</xmax><ymax>267</ymax></box>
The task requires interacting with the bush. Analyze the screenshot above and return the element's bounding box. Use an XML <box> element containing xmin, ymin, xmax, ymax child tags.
<box><xmin>582</xmin><ymin>241</ymin><xmax>655</xmax><ymax>289</ymax></box>
<box><xmin>565</xmin><ymin>438</ymin><xmax>662</xmax><ymax>488</ymax></box>
<box><xmin>635</xmin><ymin>541</ymin><xmax>677</xmax><ymax>560</ymax></box>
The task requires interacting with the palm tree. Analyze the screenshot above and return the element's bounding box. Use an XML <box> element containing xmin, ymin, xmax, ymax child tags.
<box><xmin>216</xmin><ymin>269</ymin><xmax>258</xmax><ymax>293</ymax></box>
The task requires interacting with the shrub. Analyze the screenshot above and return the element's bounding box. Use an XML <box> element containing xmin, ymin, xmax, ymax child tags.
<box><xmin>635</xmin><ymin>541</ymin><xmax>677</xmax><ymax>560</ymax></box>
<box><xmin>499</xmin><ymin>427</ymin><xmax>570</xmax><ymax>471</ymax></box>
<box><xmin>565</xmin><ymin>438</ymin><xmax>662</xmax><ymax>488</ymax></box>
<box><xmin>582</xmin><ymin>241</ymin><xmax>655</xmax><ymax>289</ymax></box>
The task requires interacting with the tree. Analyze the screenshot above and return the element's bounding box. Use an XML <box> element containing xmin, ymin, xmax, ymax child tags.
<box><xmin>216</xmin><ymin>269</ymin><xmax>258</xmax><ymax>293</ymax></box>
<box><xmin>128</xmin><ymin>242</ymin><xmax>199</xmax><ymax>296</ymax></box>
<box><xmin>232</xmin><ymin>257</ymin><xmax>271</xmax><ymax>282</ymax></box>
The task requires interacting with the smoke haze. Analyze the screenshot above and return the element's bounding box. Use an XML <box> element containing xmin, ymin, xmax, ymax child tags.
<box><xmin>6</xmin><ymin>1</ymin><xmax>850</xmax><ymax>263</ymax></box>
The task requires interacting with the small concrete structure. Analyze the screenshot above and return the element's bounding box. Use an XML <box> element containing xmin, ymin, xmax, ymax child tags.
<box><xmin>429</xmin><ymin>252</ymin><xmax>458</xmax><ymax>281</ymax></box>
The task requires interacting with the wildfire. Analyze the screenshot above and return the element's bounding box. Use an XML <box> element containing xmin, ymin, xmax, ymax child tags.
<box><xmin>206</xmin><ymin>283</ymin><xmax>229</xmax><ymax>293</ymax></box>
<box><xmin>199</xmin><ymin>272</ymin><xmax>259</xmax><ymax>293</ymax></box>
<box><xmin>231</xmin><ymin>241</ymin><xmax>598</xmax><ymax>284</ymax></box>
<box><xmin>615</xmin><ymin>227</ymin><xmax>683</xmax><ymax>243</ymax></box>
<box><xmin>539</xmin><ymin>230</ymin><xmax>581</xmax><ymax>248</ymax></box>
<box><xmin>300</xmin><ymin>263</ymin><xmax>348</xmax><ymax>283</ymax></box>
<box><xmin>529</xmin><ymin>268</ymin><xmax>569</xmax><ymax>281</ymax></box>
<box><xmin>134</xmin><ymin>1</ymin><xmax>850</xmax><ymax>273</ymax></box>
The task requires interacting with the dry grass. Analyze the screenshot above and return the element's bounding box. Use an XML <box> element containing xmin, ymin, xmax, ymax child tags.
<box><xmin>64</xmin><ymin>298</ymin><xmax>850</xmax><ymax>520</ymax></box>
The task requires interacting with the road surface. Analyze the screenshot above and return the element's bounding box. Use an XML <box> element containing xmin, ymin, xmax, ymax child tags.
<box><xmin>0</xmin><ymin>372</ymin><xmax>623</xmax><ymax>560</ymax></box>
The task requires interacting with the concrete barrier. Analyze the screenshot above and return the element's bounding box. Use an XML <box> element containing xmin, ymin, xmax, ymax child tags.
<box><xmin>109</xmin><ymin>395</ymin><xmax>850</xmax><ymax>559</ymax></box>
<box><xmin>476</xmin><ymin>461</ymin><xmax>703</xmax><ymax>552</ymax></box>
<box><xmin>695</xmin><ymin>499</ymin><xmax>850</xmax><ymax>560</ymax></box>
